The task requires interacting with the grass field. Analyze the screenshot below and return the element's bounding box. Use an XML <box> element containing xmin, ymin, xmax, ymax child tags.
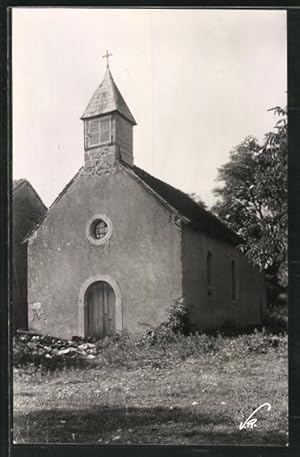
<box><xmin>13</xmin><ymin>332</ymin><xmax>288</xmax><ymax>445</ymax></box>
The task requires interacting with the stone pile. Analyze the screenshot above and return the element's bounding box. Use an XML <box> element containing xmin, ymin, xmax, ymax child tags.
<box><xmin>13</xmin><ymin>332</ymin><xmax>98</xmax><ymax>369</ymax></box>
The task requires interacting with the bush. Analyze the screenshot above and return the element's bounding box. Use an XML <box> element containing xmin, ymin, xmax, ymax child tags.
<box><xmin>221</xmin><ymin>329</ymin><xmax>286</xmax><ymax>358</ymax></box>
<box><xmin>261</xmin><ymin>304</ymin><xmax>287</xmax><ymax>334</ymax></box>
<box><xmin>138</xmin><ymin>297</ymin><xmax>189</xmax><ymax>346</ymax></box>
<box><xmin>136</xmin><ymin>322</ymin><xmax>287</xmax><ymax>365</ymax></box>
<box><xmin>14</xmin><ymin>322</ymin><xmax>287</xmax><ymax>373</ymax></box>
<box><xmin>165</xmin><ymin>297</ymin><xmax>189</xmax><ymax>333</ymax></box>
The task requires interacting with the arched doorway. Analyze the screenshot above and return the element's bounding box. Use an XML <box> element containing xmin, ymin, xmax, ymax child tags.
<box><xmin>78</xmin><ymin>274</ymin><xmax>122</xmax><ymax>338</ymax></box>
<box><xmin>85</xmin><ymin>281</ymin><xmax>115</xmax><ymax>338</ymax></box>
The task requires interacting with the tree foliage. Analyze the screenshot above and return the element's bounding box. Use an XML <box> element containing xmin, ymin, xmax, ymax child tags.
<box><xmin>212</xmin><ymin>107</ymin><xmax>287</xmax><ymax>289</ymax></box>
<box><xmin>189</xmin><ymin>193</ymin><xmax>207</xmax><ymax>209</ymax></box>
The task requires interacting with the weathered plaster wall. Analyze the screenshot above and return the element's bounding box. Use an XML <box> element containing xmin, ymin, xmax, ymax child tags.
<box><xmin>114</xmin><ymin>114</ymin><xmax>133</xmax><ymax>165</ymax></box>
<box><xmin>28</xmin><ymin>166</ymin><xmax>182</xmax><ymax>339</ymax></box>
<box><xmin>182</xmin><ymin>224</ymin><xmax>265</xmax><ymax>331</ymax></box>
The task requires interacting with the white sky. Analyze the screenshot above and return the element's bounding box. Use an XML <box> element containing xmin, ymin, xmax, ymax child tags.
<box><xmin>12</xmin><ymin>8</ymin><xmax>287</xmax><ymax>208</ymax></box>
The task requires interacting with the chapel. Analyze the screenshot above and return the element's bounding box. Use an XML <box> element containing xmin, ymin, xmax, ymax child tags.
<box><xmin>25</xmin><ymin>59</ymin><xmax>266</xmax><ymax>340</ymax></box>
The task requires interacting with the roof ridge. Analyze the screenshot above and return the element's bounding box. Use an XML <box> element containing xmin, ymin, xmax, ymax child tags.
<box><xmin>128</xmin><ymin>164</ymin><xmax>203</xmax><ymax>211</ymax></box>
<box><xmin>13</xmin><ymin>179</ymin><xmax>47</xmax><ymax>212</ymax></box>
<box><xmin>23</xmin><ymin>162</ymin><xmax>242</xmax><ymax>247</ymax></box>
<box><xmin>120</xmin><ymin>163</ymin><xmax>190</xmax><ymax>223</ymax></box>
<box><xmin>108</xmin><ymin>68</ymin><xmax>118</xmax><ymax>109</ymax></box>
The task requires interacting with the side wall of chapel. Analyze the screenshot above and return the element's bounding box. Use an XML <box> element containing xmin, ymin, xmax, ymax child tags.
<box><xmin>182</xmin><ymin>224</ymin><xmax>266</xmax><ymax>331</ymax></box>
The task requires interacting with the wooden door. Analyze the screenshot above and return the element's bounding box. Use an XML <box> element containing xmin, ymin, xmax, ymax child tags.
<box><xmin>86</xmin><ymin>281</ymin><xmax>115</xmax><ymax>338</ymax></box>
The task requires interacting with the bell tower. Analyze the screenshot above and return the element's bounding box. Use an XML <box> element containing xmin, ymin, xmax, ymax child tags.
<box><xmin>81</xmin><ymin>52</ymin><xmax>137</xmax><ymax>172</ymax></box>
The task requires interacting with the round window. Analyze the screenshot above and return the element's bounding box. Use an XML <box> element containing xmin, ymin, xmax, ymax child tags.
<box><xmin>86</xmin><ymin>215</ymin><xmax>112</xmax><ymax>245</ymax></box>
<box><xmin>91</xmin><ymin>219</ymin><xmax>108</xmax><ymax>240</ymax></box>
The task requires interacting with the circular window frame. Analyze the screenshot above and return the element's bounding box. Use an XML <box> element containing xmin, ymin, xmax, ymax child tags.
<box><xmin>86</xmin><ymin>214</ymin><xmax>113</xmax><ymax>246</ymax></box>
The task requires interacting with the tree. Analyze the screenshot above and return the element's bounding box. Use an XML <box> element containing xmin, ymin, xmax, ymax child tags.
<box><xmin>212</xmin><ymin>107</ymin><xmax>287</xmax><ymax>299</ymax></box>
<box><xmin>189</xmin><ymin>193</ymin><xmax>207</xmax><ymax>209</ymax></box>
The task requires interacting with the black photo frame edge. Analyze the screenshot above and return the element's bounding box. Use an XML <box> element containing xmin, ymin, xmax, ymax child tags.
<box><xmin>1</xmin><ymin>3</ymin><xmax>299</xmax><ymax>457</ymax></box>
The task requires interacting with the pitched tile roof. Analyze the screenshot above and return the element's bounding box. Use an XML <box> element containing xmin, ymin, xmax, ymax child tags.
<box><xmin>13</xmin><ymin>179</ymin><xmax>47</xmax><ymax>244</ymax></box>
<box><xmin>24</xmin><ymin>163</ymin><xmax>241</xmax><ymax>246</ymax></box>
<box><xmin>13</xmin><ymin>179</ymin><xmax>27</xmax><ymax>193</ymax></box>
<box><xmin>122</xmin><ymin>163</ymin><xmax>242</xmax><ymax>246</ymax></box>
<box><xmin>81</xmin><ymin>68</ymin><xmax>137</xmax><ymax>125</ymax></box>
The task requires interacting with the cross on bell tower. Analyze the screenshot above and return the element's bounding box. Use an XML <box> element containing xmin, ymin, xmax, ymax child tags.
<box><xmin>81</xmin><ymin>54</ymin><xmax>137</xmax><ymax>169</ymax></box>
<box><xmin>102</xmin><ymin>50</ymin><xmax>112</xmax><ymax>68</ymax></box>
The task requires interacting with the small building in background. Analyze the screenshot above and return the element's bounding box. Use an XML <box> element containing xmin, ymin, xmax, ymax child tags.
<box><xmin>13</xmin><ymin>179</ymin><xmax>47</xmax><ymax>332</ymax></box>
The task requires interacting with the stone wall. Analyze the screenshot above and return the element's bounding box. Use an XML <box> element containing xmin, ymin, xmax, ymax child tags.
<box><xmin>84</xmin><ymin>144</ymin><xmax>119</xmax><ymax>176</ymax></box>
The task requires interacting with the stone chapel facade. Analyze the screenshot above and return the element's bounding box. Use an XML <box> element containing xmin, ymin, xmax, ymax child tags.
<box><xmin>26</xmin><ymin>66</ymin><xmax>266</xmax><ymax>340</ymax></box>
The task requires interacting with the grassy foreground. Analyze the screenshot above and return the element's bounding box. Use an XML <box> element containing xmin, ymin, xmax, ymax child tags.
<box><xmin>13</xmin><ymin>331</ymin><xmax>288</xmax><ymax>445</ymax></box>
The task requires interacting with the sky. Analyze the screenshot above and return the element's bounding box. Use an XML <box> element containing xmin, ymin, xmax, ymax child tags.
<box><xmin>12</xmin><ymin>8</ymin><xmax>287</xmax><ymax>208</ymax></box>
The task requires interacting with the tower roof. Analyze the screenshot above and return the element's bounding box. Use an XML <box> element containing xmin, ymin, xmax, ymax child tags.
<box><xmin>81</xmin><ymin>67</ymin><xmax>137</xmax><ymax>125</ymax></box>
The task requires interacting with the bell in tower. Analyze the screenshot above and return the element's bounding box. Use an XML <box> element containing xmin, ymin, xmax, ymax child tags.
<box><xmin>81</xmin><ymin>51</ymin><xmax>137</xmax><ymax>173</ymax></box>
